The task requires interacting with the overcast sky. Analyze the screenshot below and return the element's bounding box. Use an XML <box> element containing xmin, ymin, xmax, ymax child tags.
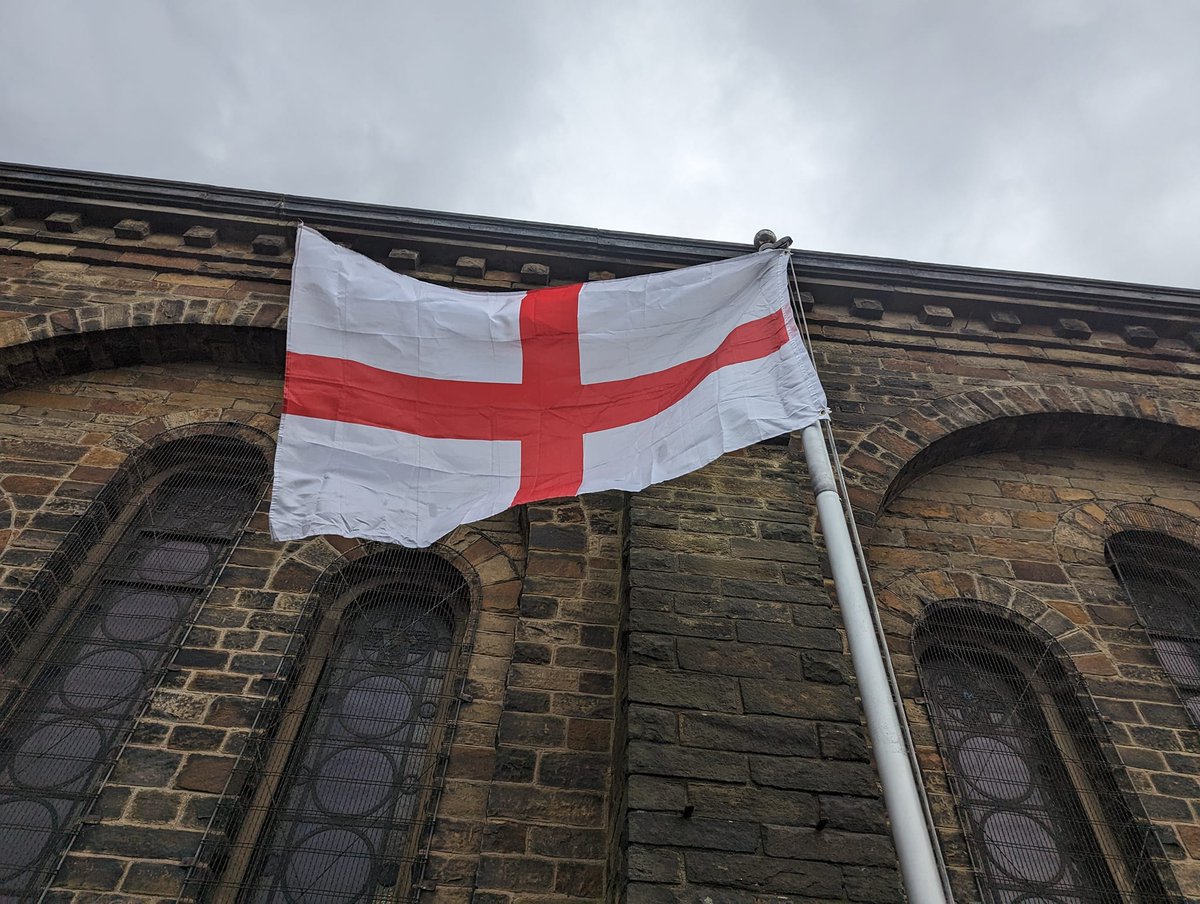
<box><xmin>2</xmin><ymin>2</ymin><xmax>1198</xmax><ymax>288</ymax></box>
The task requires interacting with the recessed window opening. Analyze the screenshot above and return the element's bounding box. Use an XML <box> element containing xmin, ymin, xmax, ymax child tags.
<box><xmin>1107</xmin><ymin>530</ymin><xmax>1200</xmax><ymax>728</ymax></box>
<box><xmin>0</xmin><ymin>433</ymin><xmax>268</xmax><ymax>897</ymax></box>
<box><xmin>205</xmin><ymin>548</ymin><xmax>471</xmax><ymax>904</ymax></box>
<box><xmin>916</xmin><ymin>607</ymin><xmax>1167</xmax><ymax>904</ymax></box>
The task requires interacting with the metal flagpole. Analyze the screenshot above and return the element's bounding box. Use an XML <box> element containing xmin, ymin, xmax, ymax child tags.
<box><xmin>754</xmin><ymin>228</ymin><xmax>949</xmax><ymax>901</ymax></box>
<box><xmin>801</xmin><ymin>424</ymin><xmax>948</xmax><ymax>903</ymax></box>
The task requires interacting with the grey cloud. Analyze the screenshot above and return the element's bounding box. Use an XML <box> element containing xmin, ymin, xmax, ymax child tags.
<box><xmin>1</xmin><ymin>1</ymin><xmax>1197</xmax><ymax>287</ymax></box>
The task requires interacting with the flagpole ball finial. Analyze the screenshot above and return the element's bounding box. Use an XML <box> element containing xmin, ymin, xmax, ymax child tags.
<box><xmin>754</xmin><ymin>229</ymin><xmax>777</xmax><ymax>249</ymax></box>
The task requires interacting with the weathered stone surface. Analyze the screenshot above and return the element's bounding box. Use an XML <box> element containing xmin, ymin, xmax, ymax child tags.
<box><xmin>113</xmin><ymin>218</ymin><xmax>151</xmax><ymax>239</ymax></box>
<box><xmin>918</xmin><ymin>304</ymin><xmax>954</xmax><ymax>327</ymax></box>
<box><xmin>5</xmin><ymin>168</ymin><xmax>1197</xmax><ymax>904</ymax></box>
<box><xmin>987</xmin><ymin>308</ymin><xmax>1021</xmax><ymax>331</ymax></box>
<box><xmin>387</xmin><ymin>247</ymin><xmax>420</xmax><ymax>270</ymax></box>
<box><xmin>850</xmin><ymin>297</ymin><xmax>884</xmax><ymax>319</ymax></box>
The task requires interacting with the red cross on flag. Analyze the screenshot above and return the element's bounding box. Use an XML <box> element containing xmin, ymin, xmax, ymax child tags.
<box><xmin>269</xmin><ymin>226</ymin><xmax>827</xmax><ymax>547</ymax></box>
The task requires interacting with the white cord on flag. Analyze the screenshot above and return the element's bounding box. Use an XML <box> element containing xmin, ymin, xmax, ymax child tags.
<box><xmin>786</xmin><ymin>255</ymin><xmax>956</xmax><ymax>901</ymax></box>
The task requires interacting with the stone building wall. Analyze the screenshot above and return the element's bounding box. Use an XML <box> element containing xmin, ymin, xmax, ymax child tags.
<box><xmin>0</xmin><ymin>167</ymin><xmax>1199</xmax><ymax>902</ymax></box>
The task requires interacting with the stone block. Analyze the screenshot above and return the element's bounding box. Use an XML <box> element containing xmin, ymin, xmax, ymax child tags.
<box><xmin>918</xmin><ymin>304</ymin><xmax>954</xmax><ymax>327</ymax></box>
<box><xmin>1123</xmin><ymin>324</ymin><xmax>1158</xmax><ymax>348</ymax></box>
<box><xmin>0</xmin><ymin>205</ymin><xmax>13</xmax><ymax>225</ymax></box>
<box><xmin>538</xmin><ymin>751</ymin><xmax>608</xmax><ymax>790</ymax></box>
<box><xmin>795</xmin><ymin>291</ymin><xmax>815</xmax><ymax>313</ymax></box>
<box><xmin>184</xmin><ymin>225</ymin><xmax>218</xmax><ymax>247</ymax></box>
<box><xmin>456</xmin><ymin>255</ymin><xmax>486</xmax><ymax>277</ymax></box>
<box><xmin>740</xmin><ymin>678</ymin><xmax>860</xmax><ymax>722</ymax></box>
<box><xmin>1055</xmin><ymin>317</ymin><xmax>1092</xmax><ymax>339</ymax></box>
<box><xmin>113</xmin><ymin>218</ymin><xmax>150</xmax><ymax>239</ymax></box>
<box><xmin>56</xmin><ymin>854</ymin><xmax>127</xmax><ymax>890</ymax></box>
<box><xmin>1186</xmin><ymin>330</ymin><xmax>1200</xmax><ymax>351</ymax></box>
<box><xmin>122</xmin><ymin>861</ymin><xmax>188</xmax><ymax>895</ymax></box>
<box><xmin>762</xmin><ymin>825</ymin><xmax>895</xmax><ymax>865</ymax></box>
<box><xmin>850</xmin><ymin>297</ymin><xmax>884</xmax><ymax>320</ymax></box>
<box><xmin>628</xmin><ymin>704</ymin><xmax>678</xmax><ymax>743</ymax></box>
<box><xmin>555</xmin><ymin>861</ymin><xmax>604</xmax><ymax>897</ymax></box>
<box><xmin>818</xmin><ymin>723</ymin><xmax>870</xmax><ymax>761</ymax></box>
<box><xmin>588</xmin><ymin>270</ymin><xmax>616</xmax><ymax>281</ymax></box>
<box><xmin>45</xmin><ymin>211</ymin><xmax>83</xmax><ymax>233</ymax></box>
<box><xmin>628</xmin><ymin>813</ymin><xmax>759</xmax><ymax>851</ymax></box>
<box><xmin>485</xmin><ymin>784</ymin><xmax>604</xmax><ymax>826</ymax></box>
<box><xmin>520</xmin><ymin>262</ymin><xmax>551</xmax><ymax>285</ymax></box>
<box><xmin>493</xmin><ymin>745</ymin><xmax>537</xmax><ymax>782</ymax></box>
<box><xmin>481</xmin><ymin>821</ymin><xmax>527</xmax><ymax>853</ymax></box>
<box><xmin>676</xmin><ymin>638</ymin><xmax>803</xmax><ymax>678</ymax></box>
<box><xmin>476</xmin><ymin>854</ymin><xmax>554</xmax><ymax>891</ymax></box>
<box><xmin>627</xmin><ymin>775</ymin><xmax>688</xmax><ymax>811</ymax></box>
<box><xmin>252</xmin><ymin>233</ymin><xmax>287</xmax><ymax>255</ymax></box>
<box><xmin>844</xmin><ymin>865</ymin><xmax>905</xmax><ymax>902</ymax></box>
<box><xmin>73</xmin><ymin>824</ymin><xmax>202</xmax><ymax>860</ymax></box>
<box><xmin>528</xmin><ymin>825</ymin><xmax>605</xmax><ymax>859</ymax></box>
<box><xmin>683</xmin><ymin>851</ymin><xmax>843</xmax><ymax>896</ymax></box>
<box><xmin>109</xmin><ymin>747</ymin><xmax>182</xmax><ymax>786</ymax></box>
<box><xmin>749</xmin><ymin>755</ymin><xmax>878</xmax><ymax>793</ymax></box>
<box><xmin>168</xmin><ymin>724</ymin><xmax>226</xmax><ymax>750</ymax></box>
<box><xmin>128</xmin><ymin>789</ymin><xmax>179</xmax><ymax>823</ymax></box>
<box><xmin>686</xmin><ymin>783</ymin><xmax>818</xmax><ymax>823</ymax></box>
<box><xmin>627</xmin><ymin>847</ymin><xmax>684</xmax><ymax>883</ymax></box>
<box><xmin>387</xmin><ymin>247</ymin><xmax>420</xmax><ymax>270</ymax></box>
<box><xmin>628</xmin><ymin>741</ymin><xmax>749</xmax><ymax>782</ymax></box>
<box><xmin>987</xmin><ymin>309</ymin><xmax>1021</xmax><ymax>332</ymax></box>
<box><xmin>497</xmin><ymin>711</ymin><xmax>566</xmax><ymax>746</ymax></box>
<box><xmin>678</xmin><ymin>711</ymin><xmax>820</xmax><ymax>755</ymax></box>
<box><xmin>627</xmin><ymin>666</ymin><xmax>741</xmax><ymax>711</ymax></box>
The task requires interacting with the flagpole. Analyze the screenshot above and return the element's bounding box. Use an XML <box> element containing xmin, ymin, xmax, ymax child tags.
<box><xmin>800</xmin><ymin>424</ymin><xmax>948</xmax><ymax>904</ymax></box>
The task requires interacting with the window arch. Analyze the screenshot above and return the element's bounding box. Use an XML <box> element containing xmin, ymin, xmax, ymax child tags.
<box><xmin>0</xmin><ymin>429</ymin><xmax>269</xmax><ymax>897</ymax></box>
<box><xmin>915</xmin><ymin>606</ymin><xmax>1166</xmax><ymax>903</ymax></box>
<box><xmin>1106</xmin><ymin>529</ymin><xmax>1200</xmax><ymax>728</ymax></box>
<box><xmin>208</xmin><ymin>546</ymin><xmax>472</xmax><ymax>904</ymax></box>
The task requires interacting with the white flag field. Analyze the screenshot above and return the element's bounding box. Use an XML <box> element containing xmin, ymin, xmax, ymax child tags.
<box><xmin>270</xmin><ymin>226</ymin><xmax>828</xmax><ymax>547</ymax></box>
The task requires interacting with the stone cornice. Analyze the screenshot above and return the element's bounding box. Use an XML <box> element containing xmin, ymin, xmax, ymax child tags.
<box><xmin>0</xmin><ymin>162</ymin><xmax>1197</xmax><ymax>359</ymax></box>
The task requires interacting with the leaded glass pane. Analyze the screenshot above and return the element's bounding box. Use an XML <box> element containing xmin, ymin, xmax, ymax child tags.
<box><xmin>923</xmin><ymin>656</ymin><xmax>1121</xmax><ymax>904</ymax></box>
<box><xmin>242</xmin><ymin>596</ymin><xmax>456</xmax><ymax>904</ymax></box>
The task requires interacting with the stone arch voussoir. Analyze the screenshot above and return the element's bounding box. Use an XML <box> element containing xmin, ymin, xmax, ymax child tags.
<box><xmin>278</xmin><ymin>525</ymin><xmax>521</xmax><ymax>612</ymax></box>
<box><xmin>841</xmin><ymin>382</ymin><xmax>1200</xmax><ymax>525</ymax></box>
<box><xmin>0</xmin><ymin>298</ymin><xmax>287</xmax><ymax>351</ymax></box>
<box><xmin>877</xmin><ymin>569</ymin><xmax>1102</xmax><ymax>673</ymax></box>
<box><xmin>1057</xmin><ymin>500</ymin><xmax>1200</xmax><ymax>568</ymax></box>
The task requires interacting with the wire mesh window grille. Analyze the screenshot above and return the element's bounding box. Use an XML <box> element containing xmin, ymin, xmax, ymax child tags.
<box><xmin>194</xmin><ymin>547</ymin><xmax>473</xmax><ymax>904</ymax></box>
<box><xmin>1106</xmin><ymin>526</ymin><xmax>1200</xmax><ymax>729</ymax></box>
<box><xmin>0</xmin><ymin>432</ymin><xmax>268</xmax><ymax>899</ymax></box>
<box><xmin>916</xmin><ymin>607</ymin><xmax>1168</xmax><ymax>904</ymax></box>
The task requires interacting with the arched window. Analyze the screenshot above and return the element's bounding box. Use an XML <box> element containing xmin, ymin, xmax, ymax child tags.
<box><xmin>0</xmin><ymin>432</ymin><xmax>269</xmax><ymax>897</ymax></box>
<box><xmin>916</xmin><ymin>607</ymin><xmax>1166</xmax><ymax>903</ymax></box>
<box><xmin>210</xmin><ymin>547</ymin><xmax>470</xmax><ymax>904</ymax></box>
<box><xmin>1106</xmin><ymin>530</ymin><xmax>1200</xmax><ymax>727</ymax></box>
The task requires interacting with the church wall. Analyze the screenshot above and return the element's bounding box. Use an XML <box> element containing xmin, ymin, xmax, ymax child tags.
<box><xmin>1</xmin><ymin>173</ymin><xmax>1199</xmax><ymax>903</ymax></box>
<box><xmin>870</xmin><ymin>447</ymin><xmax>1200</xmax><ymax>901</ymax></box>
<box><xmin>619</xmin><ymin>444</ymin><xmax>899</xmax><ymax>903</ymax></box>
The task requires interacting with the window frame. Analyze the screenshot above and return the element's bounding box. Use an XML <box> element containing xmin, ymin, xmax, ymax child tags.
<box><xmin>914</xmin><ymin>604</ymin><xmax>1165</xmax><ymax>904</ymax></box>
<box><xmin>210</xmin><ymin>548</ymin><xmax>474</xmax><ymax>904</ymax></box>
<box><xmin>1106</xmin><ymin>528</ymin><xmax>1200</xmax><ymax>730</ymax></box>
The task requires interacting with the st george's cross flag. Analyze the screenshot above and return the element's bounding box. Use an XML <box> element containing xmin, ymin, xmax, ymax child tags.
<box><xmin>269</xmin><ymin>226</ymin><xmax>828</xmax><ymax>547</ymax></box>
